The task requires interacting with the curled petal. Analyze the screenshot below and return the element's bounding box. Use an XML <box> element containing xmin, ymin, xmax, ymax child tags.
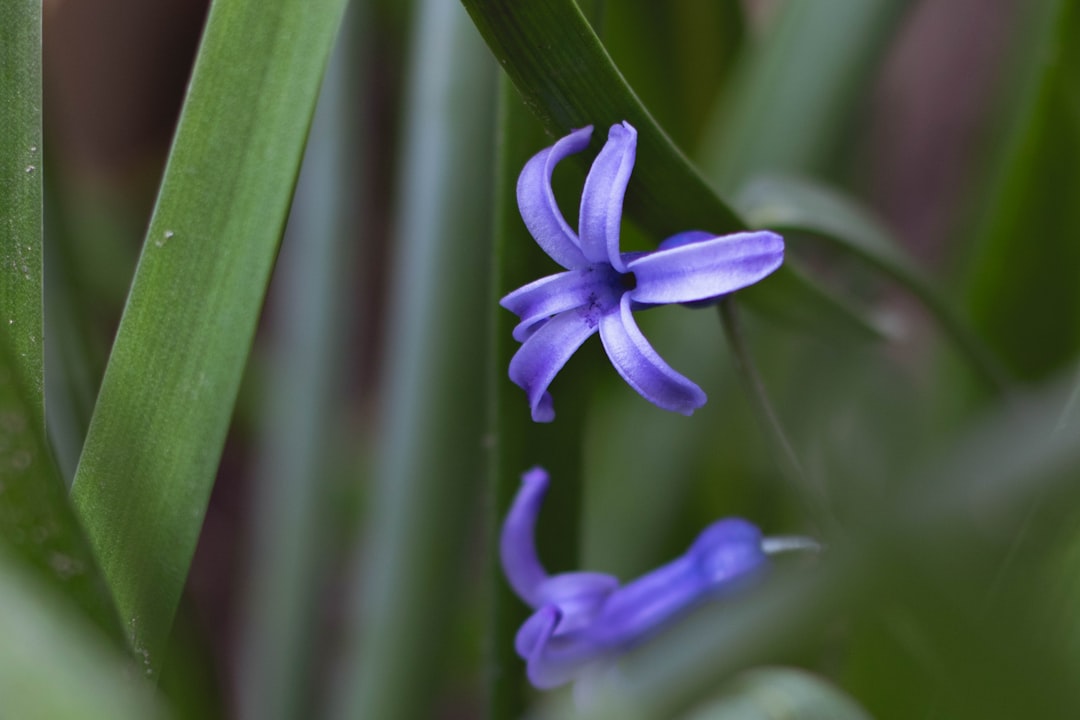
<box><xmin>517</xmin><ymin>126</ymin><xmax>593</xmax><ymax>269</ymax></box>
<box><xmin>598</xmin><ymin>294</ymin><xmax>706</xmax><ymax>415</ymax></box>
<box><xmin>579</xmin><ymin>122</ymin><xmax>636</xmax><ymax>272</ymax></box>
<box><xmin>518</xmin><ymin>606</ymin><xmax>595</xmax><ymax>690</ymax></box>
<box><xmin>628</xmin><ymin>230</ymin><xmax>785</xmax><ymax>305</ymax></box>
<box><xmin>509</xmin><ymin>309</ymin><xmax>600</xmax><ymax>422</ymax></box>
<box><xmin>535</xmin><ymin>572</ymin><xmax>619</xmax><ymax>634</ymax></box>
<box><xmin>500</xmin><ymin>468</ymin><xmax>551</xmax><ymax>607</ymax></box>
<box><xmin>500</xmin><ymin>265</ymin><xmax>623</xmax><ymax>342</ymax></box>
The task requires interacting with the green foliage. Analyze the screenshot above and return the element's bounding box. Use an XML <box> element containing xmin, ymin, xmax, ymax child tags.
<box><xmin>0</xmin><ymin>0</ymin><xmax>44</xmax><ymax>428</ymax></box>
<box><xmin>4</xmin><ymin>0</ymin><xmax>1080</xmax><ymax>717</ymax></box>
<box><xmin>69</xmin><ymin>0</ymin><xmax>348</xmax><ymax>673</ymax></box>
<box><xmin>966</xmin><ymin>0</ymin><xmax>1080</xmax><ymax>380</ymax></box>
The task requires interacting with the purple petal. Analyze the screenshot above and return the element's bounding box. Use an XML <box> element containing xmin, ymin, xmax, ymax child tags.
<box><xmin>535</xmin><ymin>572</ymin><xmax>619</xmax><ymax>634</ymax></box>
<box><xmin>499</xmin><ymin>467</ymin><xmax>555</xmax><ymax>608</ymax></box>
<box><xmin>579</xmin><ymin>122</ymin><xmax>636</xmax><ymax>272</ymax></box>
<box><xmin>508</xmin><ymin>309</ymin><xmax>599</xmax><ymax>422</ymax></box>
<box><xmin>518</xmin><ymin>606</ymin><xmax>594</xmax><ymax>690</ymax></box>
<box><xmin>598</xmin><ymin>294</ymin><xmax>706</xmax><ymax>415</ymax></box>
<box><xmin>627</xmin><ymin>230</ymin><xmax>784</xmax><ymax>305</ymax></box>
<box><xmin>581</xmin><ymin>555</ymin><xmax>704</xmax><ymax>648</ymax></box>
<box><xmin>500</xmin><ymin>265</ymin><xmax>623</xmax><ymax>342</ymax></box>
<box><xmin>582</xmin><ymin>519</ymin><xmax>767</xmax><ymax>648</ymax></box>
<box><xmin>517</xmin><ymin>126</ymin><xmax>593</xmax><ymax>269</ymax></box>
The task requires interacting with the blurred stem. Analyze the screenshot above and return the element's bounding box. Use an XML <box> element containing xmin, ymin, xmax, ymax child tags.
<box><xmin>235</xmin><ymin>5</ymin><xmax>365</xmax><ymax>719</ymax></box>
<box><xmin>718</xmin><ymin>299</ymin><xmax>819</xmax><ymax>517</ymax></box>
<box><xmin>328</xmin><ymin>1</ymin><xmax>496</xmax><ymax>717</ymax></box>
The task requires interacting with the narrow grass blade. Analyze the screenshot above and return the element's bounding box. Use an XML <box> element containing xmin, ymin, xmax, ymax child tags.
<box><xmin>0</xmin><ymin>545</ymin><xmax>167</xmax><ymax>719</ymax></box>
<box><xmin>0</xmin><ymin>0</ymin><xmax>44</xmax><ymax>429</ymax></box>
<box><xmin>329</xmin><ymin>1</ymin><xmax>495</xmax><ymax>717</ymax></box>
<box><xmin>70</xmin><ymin>0</ymin><xmax>348</xmax><ymax>674</ymax></box>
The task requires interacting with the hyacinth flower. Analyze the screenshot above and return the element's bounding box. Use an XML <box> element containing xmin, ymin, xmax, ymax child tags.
<box><xmin>501</xmin><ymin>467</ymin><xmax>820</xmax><ymax>690</ymax></box>
<box><xmin>501</xmin><ymin>122</ymin><xmax>785</xmax><ymax>422</ymax></box>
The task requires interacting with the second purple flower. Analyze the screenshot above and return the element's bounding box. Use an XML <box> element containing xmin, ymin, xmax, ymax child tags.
<box><xmin>502</xmin><ymin>122</ymin><xmax>785</xmax><ymax>422</ymax></box>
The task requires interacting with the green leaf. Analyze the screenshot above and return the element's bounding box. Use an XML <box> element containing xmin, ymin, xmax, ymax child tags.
<box><xmin>235</xmin><ymin>7</ymin><xmax>365</xmax><ymax>719</ymax></box>
<box><xmin>600</xmin><ymin>1</ymin><xmax>745</xmax><ymax>151</ymax></box>
<box><xmin>0</xmin><ymin>545</ymin><xmax>168</xmax><ymax>720</ymax></box>
<box><xmin>681</xmin><ymin>668</ymin><xmax>872</xmax><ymax>720</ymax></box>
<box><xmin>0</xmin><ymin>323</ymin><xmax>123</xmax><ymax>643</ymax></box>
<box><xmin>698</xmin><ymin>0</ymin><xmax>911</xmax><ymax>191</ymax></box>
<box><xmin>327</xmin><ymin>2</ymin><xmax>496</xmax><ymax>717</ymax></box>
<box><xmin>736</xmin><ymin>175</ymin><xmax>1008</xmax><ymax>392</ymax></box>
<box><xmin>739</xmin><ymin>263</ymin><xmax>889</xmax><ymax>345</ymax></box>
<box><xmin>965</xmin><ymin>0</ymin><xmax>1080</xmax><ymax>380</ymax></box>
<box><xmin>0</xmin><ymin>0</ymin><xmax>44</xmax><ymax>430</ymax></box>
<box><xmin>69</xmin><ymin>0</ymin><xmax>348</xmax><ymax>674</ymax></box>
<box><xmin>460</xmin><ymin>0</ymin><xmax>743</xmax><ymax>239</ymax></box>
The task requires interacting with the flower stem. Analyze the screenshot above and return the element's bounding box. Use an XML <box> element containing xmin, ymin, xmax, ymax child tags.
<box><xmin>718</xmin><ymin>298</ymin><xmax>821</xmax><ymax>516</ymax></box>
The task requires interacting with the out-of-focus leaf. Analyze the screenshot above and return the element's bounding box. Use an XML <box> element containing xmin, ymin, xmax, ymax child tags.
<box><xmin>737</xmin><ymin>175</ymin><xmax>1008</xmax><ymax>392</ymax></box>
<box><xmin>681</xmin><ymin>667</ymin><xmax>872</xmax><ymax>720</ymax></box>
<box><xmin>236</xmin><ymin>6</ymin><xmax>365</xmax><ymax>719</ymax></box>
<box><xmin>0</xmin><ymin>0</ymin><xmax>44</xmax><ymax>429</ymax></box>
<box><xmin>698</xmin><ymin>0</ymin><xmax>911</xmax><ymax>191</ymax></box>
<box><xmin>327</xmin><ymin>2</ymin><xmax>495</xmax><ymax>718</ymax></box>
<box><xmin>0</xmin><ymin>545</ymin><xmax>168</xmax><ymax>720</ymax></box>
<box><xmin>601</xmin><ymin>1</ymin><xmax>744</xmax><ymax>151</ymax></box>
<box><xmin>739</xmin><ymin>264</ymin><xmax>889</xmax><ymax>345</ymax></box>
<box><xmin>70</xmin><ymin>0</ymin><xmax>348</xmax><ymax>674</ymax></box>
<box><xmin>965</xmin><ymin>0</ymin><xmax>1080</xmax><ymax>380</ymax></box>
<box><xmin>0</xmin><ymin>325</ymin><xmax>122</xmax><ymax>644</ymax></box>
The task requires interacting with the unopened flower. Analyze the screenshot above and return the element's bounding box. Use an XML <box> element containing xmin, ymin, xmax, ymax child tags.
<box><xmin>500</xmin><ymin>467</ymin><xmax>819</xmax><ymax>689</ymax></box>
<box><xmin>502</xmin><ymin>122</ymin><xmax>784</xmax><ymax>422</ymax></box>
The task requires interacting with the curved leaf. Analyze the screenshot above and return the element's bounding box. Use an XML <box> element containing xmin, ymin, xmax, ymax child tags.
<box><xmin>737</xmin><ymin>175</ymin><xmax>1008</xmax><ymax>392</ymax></box>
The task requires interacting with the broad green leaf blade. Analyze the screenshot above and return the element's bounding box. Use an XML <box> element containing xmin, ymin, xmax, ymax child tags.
<box><xmin>699</xmin><ymin>0</ymin><xmax>910</xmax><ymax>191</ymax></box>
<box><xmin>0</xmin><ymin>0</ymin><xmax>44</xmax><ymax>430</ymax></box>
<box><xmin>460</xmin><ymin>0</ymin><xmax>743</xmax><ymax>239</ymax></box>
<box><xmin>601</xmin><ymin>1</ymin><xmax>745</xmax><ymax>151</ymax></box>
<box><xmin>736</xmin><ymin>175</ymin><xmax>1008</xmax><ymax>391</ymax></box>
<box><xmin>682</xmin><ymin>668</ymin><xmax>872</xmax><ymax>720</ymax></box>
<box><xmin>328</xmin><ymin>1</ymin><xmax>496</xmax><ymax>718</ymax></box>
<box><xmin>965</xmin><ymin>0</ymin><xmax>1080</xmax><ymax>380</ymax></box>
<box><xmin>70</xmin><ymin>0</ymin><xmax>348</xmax><ymax>673</ymax></box>
<box><xmin>0</xmin><ymin>545</ymin><xmax>167</xmax><ymax>720</ymax></box>
<box><xmin>235</xmin><ymin>8</ymin><xmax>365</xmax><ymax>719</ymax></box>
<box><xmin>0</xmin><ymin>334</ymin><xmax>122</xmax><ymax>642</ymax></box>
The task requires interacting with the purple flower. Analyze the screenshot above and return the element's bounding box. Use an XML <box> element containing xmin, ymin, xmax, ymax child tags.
<box><xmin>501</xmin><ymin>467</ymin><xmax>820</xmax><ymax>690</ymax></box>
<box><xmin>501</xmin><ymin>122</ymin><xmax>785</xmax><ymax>422</ymax></box>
